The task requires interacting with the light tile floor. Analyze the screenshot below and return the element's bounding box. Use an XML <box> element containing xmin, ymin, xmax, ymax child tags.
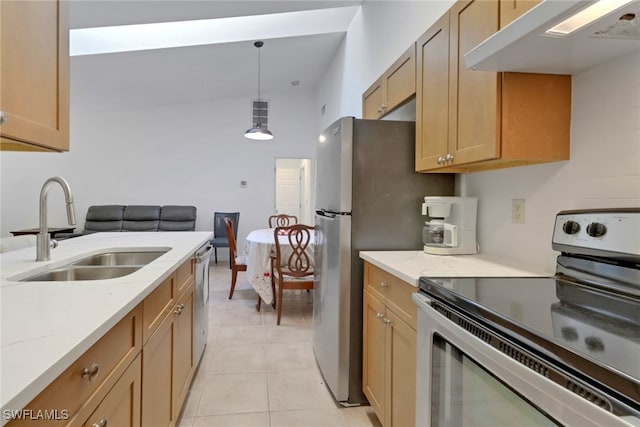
<box><xmin>177</xmin><ymin>263</ymin><xmax>382</xmax><ymax>427</ymax></box>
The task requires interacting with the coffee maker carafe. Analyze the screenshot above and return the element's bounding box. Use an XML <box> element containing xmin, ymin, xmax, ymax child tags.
<box><xmin>422</xmin><ymin>196</ymin><xmax>478</xmax><ymax>255</ymax></box>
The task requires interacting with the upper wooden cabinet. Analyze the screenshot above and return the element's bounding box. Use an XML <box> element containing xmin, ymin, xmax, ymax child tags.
<box><xmin>0</xmin><ymin>0</ymin><xmax>70</xmax><ymax>152</ymax></box>
<box><xmin>363</xmin><ymin>44</ymin><xmax>416</xmax><ymax>119</ymax></box>
<box><xmin>416</xmin><ymin>0</ymin><xmax>571</xmax><ymax>173</ymax></box>
<box><xmin>500</xmin><ymin>0</ymin><xmax>541</xmax><ymax>28</ymax></box>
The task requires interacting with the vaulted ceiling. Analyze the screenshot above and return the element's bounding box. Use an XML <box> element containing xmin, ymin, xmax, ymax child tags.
<box><xmin>70</xmin><ymin>1</ymin><xmax>363</xmax><ymax>111</ymax></box>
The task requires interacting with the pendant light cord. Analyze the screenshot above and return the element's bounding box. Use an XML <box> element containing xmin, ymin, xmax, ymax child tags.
<box><xmin>255</xmin><ymin>40</ymin><xmax>264</xmax><ymax>103</ymax></box>
<box><xmin>257</xmin><ymin>44</ymin><xmax>261</xmax><ymax>102</ymax></box>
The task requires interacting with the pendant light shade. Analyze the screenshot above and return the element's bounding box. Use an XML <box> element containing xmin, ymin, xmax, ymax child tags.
<box><xmin>244</xmin><ymin>127</ymin><xmax>273</xmax><ymax>140</ymax></box>
<box><xmin>244</xmin><ymin>41</ymin><xmax>273</xmax><ymax>140</ymax></box>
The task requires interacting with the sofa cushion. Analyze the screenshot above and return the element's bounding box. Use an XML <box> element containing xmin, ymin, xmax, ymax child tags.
<box><xmin>84</xmin><ymin>205</ymin><xmax>125</xmax><ymax>233</ymax></box>
<box><xmin>81</xmin><ymin>205</ymin><xmax>196</xmax><ymax>233</ymax></box>
<box><xmin>123</xmin><ymin>205</ymin><xmax>161</xmax><ymax>231</ymax></box>
<box><xmin>159</xmin><ymin>206</ymin><xmax>197</xmax><ymax>231</ymax></box>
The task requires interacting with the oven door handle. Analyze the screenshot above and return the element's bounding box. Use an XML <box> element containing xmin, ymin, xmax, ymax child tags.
<box><xmin>412</xmin><ymin>292</ymin><xmax>433</xmax><ymax>311</ymax></box>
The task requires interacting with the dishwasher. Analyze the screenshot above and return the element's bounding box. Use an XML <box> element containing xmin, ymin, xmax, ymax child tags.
<box><xmin>194</xmin><ymin>243</ymin><xmax>212</xmax><ymax>365</ymax></box>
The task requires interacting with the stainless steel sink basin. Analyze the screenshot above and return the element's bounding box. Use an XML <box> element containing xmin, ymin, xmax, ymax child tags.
<box><xmin>14</xmin><ymin>248</ymin><xmax>170</xmax><ymax>282</ymax></box>
<box><xmin>72</xmin><ymin>251</ymin><xmax>167</xmax><ymax>266</ymax></box>
<box><xmin>21</xmin><ymin>266</ymin><xmax>141</xmax><ymax>282</ymax></box>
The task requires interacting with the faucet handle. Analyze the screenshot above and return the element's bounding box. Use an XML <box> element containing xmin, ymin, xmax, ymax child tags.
<box><xmin>50</xmin><ymin>239</ymin><xmax>58</xmax><ymax>249</ymax></box>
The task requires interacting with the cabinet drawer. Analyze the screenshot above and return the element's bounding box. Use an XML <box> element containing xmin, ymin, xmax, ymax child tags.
<box><xmin>175</xmin><ymin>258</ymin><xmax>194</xmax><ymax>297</ymax></box>
<box><xmin>365</xmin><ymin>263</ymin><xmax>417</xmax><ymax>330</ymax></box>
<box><xmin>8</xmin><ymin>306</ymin><xmax>142</xmax><ymax>427</ymax></box>
<box><xmin>142</xmin><ymin>275</ymin><xmax>175</xmax><ymax>343</ymax></box>
<box><xmin>83</xmin><ymin>353</ymin><xmax>141</xmax><ymax>427</ymax></box>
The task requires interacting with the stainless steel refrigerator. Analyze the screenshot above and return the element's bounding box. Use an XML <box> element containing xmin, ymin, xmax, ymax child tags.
<box><xmin>313</xmin><ymin>117</ymin><xmax>454</xmax><ymax>405</ymax></box>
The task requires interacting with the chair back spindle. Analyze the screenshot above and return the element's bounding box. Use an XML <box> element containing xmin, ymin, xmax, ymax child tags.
<box><xmin>272</xmin><ymin>224</ymin><xmax>315</xmax><ymax>325</ymax></box>
<box><xmin>268</xmin><ymin>214</ymin><xmax>298</xmax><ymax>228</ymax></box>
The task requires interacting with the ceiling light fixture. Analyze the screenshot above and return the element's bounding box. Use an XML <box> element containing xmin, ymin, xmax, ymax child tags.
<box><xmin>545</xmin><ymin>0</ymin><xmax>634</xmax><ymax>36</ymax></box>
<box><xmin>244</xmin><ymin>41</ymin><xmax>273</xmax><ymax>141</ymax></box>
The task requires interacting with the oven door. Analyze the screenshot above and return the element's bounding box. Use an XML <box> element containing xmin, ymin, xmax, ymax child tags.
<box><xmin>412</xmin><ymin>292</ymin><xmax>636</xmax><ymax>427</ymax></box>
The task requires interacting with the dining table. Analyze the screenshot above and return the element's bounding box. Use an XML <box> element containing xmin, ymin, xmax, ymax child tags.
<box><xmin>244</xmin><ymin>227</ymin><xmax>315</xmax><ymax>305</ymax></box>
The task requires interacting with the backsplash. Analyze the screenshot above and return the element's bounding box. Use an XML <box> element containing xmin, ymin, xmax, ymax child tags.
<box><xmin>464</xmin><ymin>51</ymin><xmax>640</xmax><ymax>274</ymax></box>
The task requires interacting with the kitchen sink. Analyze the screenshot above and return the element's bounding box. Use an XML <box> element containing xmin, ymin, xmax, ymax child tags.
<box><xmin>71</xmin><ymin>250</ymin><xmax>168</xmax><ymax>267</ymax></box>
<box><xmin>16</xmin><ymin>248</ymin><xmax>170</xmax><ymax>282</ymax></box>
<box><xmin>20</xmin><ymin>266</ymin><xmax>141</xmax><ymax>282</ymax></box>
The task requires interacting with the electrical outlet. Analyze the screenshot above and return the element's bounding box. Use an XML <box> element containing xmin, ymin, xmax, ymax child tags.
<box><xmin>512</xmin><ymin>199</ymin><xmax>525</xmax><ymax>224</ymax></box>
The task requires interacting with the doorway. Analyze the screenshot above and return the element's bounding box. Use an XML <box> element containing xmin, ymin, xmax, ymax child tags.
<box><xmin>275</xmin><ymin>158</ymin><xmax>312</xmax><ymax>224</ymax></box>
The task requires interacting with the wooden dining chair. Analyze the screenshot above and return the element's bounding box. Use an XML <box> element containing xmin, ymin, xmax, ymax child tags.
<box><xmin>268</xmin><ymin>214</ymin><xmax>298</xmax><ymax>228</ymax></box>
<box><xmin>271</xmin><ymin>224</ymin><xmax>315</xmax><ymax>325</ymax></box>
<box><xmin>224</xmin><ymin>217</ymin><xmax>247</xmax><ymax>299</ymax></box>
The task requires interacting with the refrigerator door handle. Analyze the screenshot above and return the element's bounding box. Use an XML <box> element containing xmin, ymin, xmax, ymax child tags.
<box><xmin>316</xmin><ymin>209</ymin><xmax>351</xmax><ymax>219</ymax></box>
<box><xmin>316</xmin><ymin>209</ymin><xmax>337</xmax><ymax>220</ymax></box>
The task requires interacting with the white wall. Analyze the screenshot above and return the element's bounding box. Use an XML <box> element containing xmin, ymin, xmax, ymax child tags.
<box><xmin>0</xmin><ymin>88</ymin><xmax>318</xmax><ymax>258</ymax></box>
<box><xmin>316</xmin><ymin>0</ymin><xmax>454</xmax><ymax>130</ymax></box>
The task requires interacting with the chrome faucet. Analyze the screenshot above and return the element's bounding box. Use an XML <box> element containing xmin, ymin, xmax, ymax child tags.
<box><xmin>36</xmin><ymin>176</ymin><xmax>76</xmax><ymax>261</ymax></box>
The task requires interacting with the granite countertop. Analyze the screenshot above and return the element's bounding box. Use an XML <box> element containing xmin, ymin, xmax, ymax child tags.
<box><xmin>359</xmin><ymin>251</ymin><xmax>549</xmax><ymax>286</ymax></box>
<box><xmin>0</xmin><ymin>231</ymin><xmax>212</xmax><ymax>415</ymax></box>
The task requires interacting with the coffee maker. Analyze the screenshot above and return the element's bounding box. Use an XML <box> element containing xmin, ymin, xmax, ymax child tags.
<box><xmin>422</xmin><ymin>196</ymin><xmax>478</xmax><ymax>255</ymax></box>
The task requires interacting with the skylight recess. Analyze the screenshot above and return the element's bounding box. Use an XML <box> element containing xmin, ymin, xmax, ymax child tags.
<box><xmin>70</xmin><ymin>6</ymin><xmax>360</xmax><ymax>56</ymax></box>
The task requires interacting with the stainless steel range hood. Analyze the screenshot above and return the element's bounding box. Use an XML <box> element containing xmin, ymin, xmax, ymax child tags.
<box><xmin>464</xmin><ymin>0</ymin><xmax>640</xmax><ymax>75</ymax></box>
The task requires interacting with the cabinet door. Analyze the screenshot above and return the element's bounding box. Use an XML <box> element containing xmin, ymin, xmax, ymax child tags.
<box><xmin>415</xmin><ymin>12</ymin><xmax>450</xmax><ymax>171</ymax></box>
<box><xmin>84</xmin><ymin>355</ymin><xmax>141</xmax><ymax>427</ymax></box>
<box><xmin>500</xmin><ymin>0</ymin><xmax>540</xmax><ymax>28</ymax></box>
<box><xmin>384</xmin><ymin>44</ymin><xmax>416</xmax><ymax>112</ymax></box>
<box><xmin>141</xmin><ymin>314</ymin><xmax>173</xmax><ymax>427</ymax></box>
<box><xmin>449</xmin><ymin>0</ymin><xmax>500</xmax><ymax>165</ymax></box>
<box><xmin>386</xmin><ymin>310</ymin><xmax>416</xmax><ymax>427</ymax></box>
<box><xmin>142</xmin><ymin>275</ymin><xmax>175</xmax><ymax>343</ymax></box>
<box><xmin>0</xmin><ymin>0</ymin><xmax>69</xmax><ymax>151</ymax></box>
<box><xmin>363</xmin><ymin>77</ymin><xmax>384</xmax><ymax>119</ymax></box>
<box><xmin>172</xmin><ymin>285</ymin><xmax>195</xmax><ymax>419</ymax></box>
<box><xmin>362</xmin><ymin>290</ymin><xmax>387</xmax><ymax>421</ymax></box>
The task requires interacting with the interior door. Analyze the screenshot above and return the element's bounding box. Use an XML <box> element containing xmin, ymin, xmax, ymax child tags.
<box><xmin>275</xmin><ymin>166</ymin><xmax>301</xmax><ymax>217</ymax></box>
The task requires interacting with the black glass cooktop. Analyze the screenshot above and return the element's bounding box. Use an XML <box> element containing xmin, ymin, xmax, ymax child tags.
<box><xmin>418</xmin><ymin>275</ymin><xmax>640</xmax><ymax>386</ymax></box>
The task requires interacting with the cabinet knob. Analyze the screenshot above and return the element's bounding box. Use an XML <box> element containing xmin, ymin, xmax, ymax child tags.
<box><xmin>445</xmin><ymin>153</ymin><xmax>454</xmax><ymax>163</ymax></box>
<box><xmin>381</xmin><ymin>104</ymin><xmax>387</xmax><ymax>112</ymax></box>
<box><xmin>376</xmin><ymin>312</ymin><xmax>384</xmax><ymax>319</ymax></box>
<box><xmin>379</xmin><ymin>281</ymin><xmax>388</xmax><ymax>289</ymax></box>
<box><xmin>92</xmin><ymin>418</ymin><xmax>108</xmax><ymax>427</ymax></box>
<box><xmin>377</xmin><ymin>107</ymin><xmax>383</xmax><ymax>114</ymax></box>
<box><xmin>0</xmin><ymin>111</ymin><xmax>6</xmax><ymax>126</ymax></box>
<box><xmin>437</xmin><ymin>156</ymin><xmax>445</xmax><ymax>165</ymax></box>
<box><xmin>81</xmin><ymin>363</ymin><xmax>100</xmax><ymax>381</ymax></box>
<box><xmin>383</xmin><ymin>318</ymin><xmax>391</xmax><ymax>326</ymax></box>
<box><xmin>174</xmin><ymin>303</ymin><xmax>185</xmax><ymax>315</ymax></box>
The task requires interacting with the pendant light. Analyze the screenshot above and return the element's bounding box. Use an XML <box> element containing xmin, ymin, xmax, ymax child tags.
<box><xmin>244</xmin><ymin>41</ymin><xmax>273</xmax><ymax>140</ymax></box>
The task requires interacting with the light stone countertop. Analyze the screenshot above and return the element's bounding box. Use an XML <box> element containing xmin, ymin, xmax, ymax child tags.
<box><xmin>0</xmin><ymin>231</ymin><xmax>212</xmax><ymax>416</ymax></box>
<box><xmin>359</xmin><ymin>251</ymin><xmax>550</xmax><ymax>286</ymax></box>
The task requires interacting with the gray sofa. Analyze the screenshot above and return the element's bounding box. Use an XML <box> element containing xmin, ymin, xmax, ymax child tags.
<box><xmin>82</xmin><ymin>205</ymin><xmax>197</xmax><ymax>233</ymax></box>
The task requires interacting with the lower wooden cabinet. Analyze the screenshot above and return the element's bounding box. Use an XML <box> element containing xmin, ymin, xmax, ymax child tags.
<box><xmin>172</xmin><ymin>284</ymin><xmax>195</xmax><ymax>418</ymax></box>
<box><xmin>141</xmin><ymin>310</ymin><xmax>173</xmax><ymax>427</ymax></box>
<box><xmin>362</xmin><ymin>263</ymin><xmax>417</xmax><ymax>427</ymax></box>
<box><xmin>83</xmin><ymin>354</ymin><xmax>141</xmax><ymax>427</ymax></box>
<box><xmin>362</xmin><ymin>290</ymin><xmax>387</xmax><ymax>417</ymax></box>
<box><xmin>6</xmin><ymin>305</ymin><xmax>143</xmax><ymax>427</ymax></box>
<box><xmin>7</xmin><ymin>258</ymin><xmax>196</xmax><ymax>427</ymax></box>
<box><xmin>141</xmin><ymin>276</ymin><xmax>195</xmax><ymax>427</ymax></box>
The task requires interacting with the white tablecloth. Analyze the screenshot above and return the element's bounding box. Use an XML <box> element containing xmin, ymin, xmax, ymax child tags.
<box><xmin>244</xmin><ymin>228</ymin><xmax>314</xmax><ymax>305</ymax></box>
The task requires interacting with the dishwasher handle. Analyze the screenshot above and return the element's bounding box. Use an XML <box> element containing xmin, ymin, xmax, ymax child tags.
<box><xmin>194</xmin><ymin>244</ymin><xmax>213</xmax><ymax>263</ymax></box>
